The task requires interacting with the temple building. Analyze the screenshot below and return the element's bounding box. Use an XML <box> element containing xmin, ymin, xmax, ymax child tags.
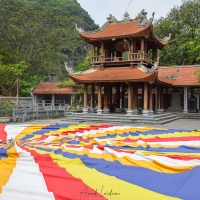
<box><xmin>68</xmin><ymin>10</ymin><xmax>200</xmax><ymax>115</ymax></box>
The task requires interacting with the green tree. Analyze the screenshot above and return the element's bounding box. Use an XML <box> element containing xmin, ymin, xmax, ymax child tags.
<box><xmin>154</xmin><ymin>0</ymin><xmax>200</xmax><ymax>65</ymax></box>
<box><xmin>0</xmin><ymin>58</ymin><xmax>28</xmax><ymax>96</ymax></box>
<box><xmin>74</xmin><ymin>50</ymin><xmax>92</xmax><ymax>72</ymax></box>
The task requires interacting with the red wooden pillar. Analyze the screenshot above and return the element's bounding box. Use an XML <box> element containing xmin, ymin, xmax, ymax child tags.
<box><xmin>157</xmin><ymin>85</ymin><xmax>161</xmax><ymax>113</ymax></box>
<box><xmin>148</xmin><ymin>84</ymin><xmax>154</xmax><ymax>114</ymax></box>
<box><xmin>116</xmin><ymin>83</ymin><xmax>121</xmax><ymax>112</ymax></box>
<box><xmin>90</xmin><ymin>84</ymin><xmax>95</xmax><ymax>113</ymax></box>
<box><xmin>127</xmin><ymin>82</ymin><xmax>133</xmax><ymax>115</ymax></box>
<box><xmin>133</xmin><ymin>84</ymin><xmax>138</xmax><ymax>114</ymax></box>
<box><xmin>142</xmin><ymin>83</ymin><xmax>149</xmax><ymax>115</ymax></box>
<box><xmin>160</xmin><ymin>87</ymin><xmax>164</xmax><ymax>113</ymax></box>
<box><xmin>83</xmin><ymin>84</ymin><xmax>88</xmax><ymax>113</ymax></box>
<box><xmin>97</xmin><ymin>83</ymin><xmax>102</xmax><ymax>114</ymax></box>
<box><xmin>103</xmin><ymin>84</ymin><xmax>109</xmax><ymax>113</ymax></box>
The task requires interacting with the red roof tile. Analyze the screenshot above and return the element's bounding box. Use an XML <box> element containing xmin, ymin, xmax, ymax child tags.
<box><xmin>70</xmin><ymin>67</ymin><xmax>154</xmax><ymax>83</ymax></box>
<box><xmin>158</xmin><ymin>66</ymin><xmax>200</xmax><ymax>86</ymax></box>
<box><xmin>80</xmin><ymin>21</ymin><xmax>147</xmax><ymax>39</ymax></box>
<box><xmin>156</xmin><ymin>75</ymin><xmax>174</xmax><ymax>85</ymax></box>
<box><xmin>32</xmin><ymin>82</ymin><xmax>74</xmax><ymax>94</ymax></box>
<box><xmin>79</xmin><ymin>21</ymin><xmax>166</xmax><ymax>47</ymax></box>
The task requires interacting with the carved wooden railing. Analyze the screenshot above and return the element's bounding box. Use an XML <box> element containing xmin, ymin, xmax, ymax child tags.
<box><xmin>129</xmin><ymin>52</ymin><xmax>153</xmax><ymax>65</ymax></box>
<box><xmin>91</xmin><ymin>52</ymin><xmax>154</xmax><ymax>65</ymax></box>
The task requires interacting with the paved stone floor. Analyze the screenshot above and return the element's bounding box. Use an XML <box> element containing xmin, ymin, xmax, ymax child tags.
<box><xmin>157</xmin><ymin>118</ymin><xmax>200</xmax><ymax>130</ymax></box>
<box><xmin>14</xmin><ymin>117</ymin><xmax>200</xmax><ymax>130</ymax></box>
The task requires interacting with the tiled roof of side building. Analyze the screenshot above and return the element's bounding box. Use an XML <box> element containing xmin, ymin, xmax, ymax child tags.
<box><xmin>69</xmin><ymin>67</ymin><xmax>155</xmax><ymax>83</ymax></box>
<box><xmin>32</xmin><ymin>82</ymin><xmax>75</xmax><ymax>94</ymax></box>
<box><xmin>158</xmin><ymin>66</ymin><xmax>200</xmax><ymax>86</ymax></box>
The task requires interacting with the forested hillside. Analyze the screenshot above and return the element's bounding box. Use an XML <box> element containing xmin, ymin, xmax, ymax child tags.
<box><xmin>0</xmin><ymin>0</ymin><xmax>98</xmax><ymax>96</ymax></box>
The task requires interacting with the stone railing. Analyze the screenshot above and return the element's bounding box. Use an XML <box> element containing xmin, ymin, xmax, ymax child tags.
<box><xmin>11</xmin><ymin>107</ymin><xmax>65</xmax><ymax>122</ymax></box>
<box><xmin>0</xmin><ymin>96</ymin><xmax>32</xmax><ymax>107</ymax></box>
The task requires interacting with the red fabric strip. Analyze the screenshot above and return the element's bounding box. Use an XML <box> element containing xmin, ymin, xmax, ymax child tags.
<box><xmin>0</xmin><ymin>124</ymin><xmax>7</xmax><ymax>141</ymax></box>
<box><xmin>21</xmin><ymin>146</ymin><xmax>106</xmax><ymax>200</ymax></box>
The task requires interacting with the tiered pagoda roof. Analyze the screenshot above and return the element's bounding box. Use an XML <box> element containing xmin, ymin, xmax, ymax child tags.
<box><xmin>69</xmin><ymin>65</ymin><xmax>200</xmax><ymax>86</ymax></box>
<box><xmin>77</xmin><ymin>10</ymin><xmax>168</xmax><ymax>49</ymax></box>
<box><xmin>70</xmin><ymin>67</ymin><xmax>155</xmax><ymax>83</ymax></box>
<box><xmin>70</xmin><ymin>10</ymin><xmax>200</xmax><ymax>87</ymax></box>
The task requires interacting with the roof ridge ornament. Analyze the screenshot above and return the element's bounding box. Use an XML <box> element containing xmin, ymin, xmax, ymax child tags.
<box><xmin>65</xmin><ymin>62</ymin><xmax>100</xmax><ymax>76</ymax></box>
<box><xmin>161</xmin><ymin>33</ymin><xmax>172</xmax><ymax>42</ymax></box>
<box><xmin>107</xmin><ymin>14</ymin><xmax>118</xmax><ymax>23</ymax></box>
<box><xmin>136</xmin><ymin>9</ymin><xmax>155</xmax><ymax>27</ymax></box>
<box><xmin>123</xmin><ymin>11</ymin><xmax>131</xmax><ymax>21</ymax></box>
<box><xmin>158</xmin><ymin>69</ymin><xmax>179</xmax><ymax>80</ymax></box>
<box><xmin>137</xmin><ymin>64</ymin><xmax>156</xmax><ymax>73</ymax></box>
<box><xmin>75</xmin><ymin>23</ymin><xmax>85</xmax><ymax>33</ymax></box>
<box><xmin>137</xmin><ymin>57</ymin><xmax>160</xmax><ymax>73</ymax></box>
<box><xmin>152</xmin><ymin>57</ymin><xmax>160</xmax><ymax>70</ymax></box>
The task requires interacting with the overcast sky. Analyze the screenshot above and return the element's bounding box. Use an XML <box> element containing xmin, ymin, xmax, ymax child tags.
<box><xmin>77</xmin><ymin>0</ymin><xmax>182</xmax><ymax>26</ymax></box>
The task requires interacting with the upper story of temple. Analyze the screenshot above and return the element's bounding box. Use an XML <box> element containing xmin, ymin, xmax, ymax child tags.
<box><xmin>76</xmin><ymin>9</ymin><xmax>170</xmax><ymax>69</ymax></box>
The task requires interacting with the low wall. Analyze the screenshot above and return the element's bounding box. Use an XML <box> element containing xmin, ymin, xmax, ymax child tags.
<box><xmin>12</xmin><ymin>108</ymin><xmax>65</xmax><ymax>122</ymax></box>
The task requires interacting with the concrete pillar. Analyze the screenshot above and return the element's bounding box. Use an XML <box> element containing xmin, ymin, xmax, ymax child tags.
<box><xmin>142</xmin><ymin>83</ymin><xmax>149</xmax><ymax>115</ymax></box>
<box><xmin>183</xmin><ymin>87</ymin><xmax>188</xmax><ymax>113</ymax></box>
<box><xmin>148</xmin><ymin>84</ymin><xmax>154</xmax><ymax>114</ymax></box>
<box><xmin>52</xmin><ymin>94</ymin><xmax>55</xmax><ymax>109</ymax></box>
<box><xmin>127</xmin><ymin>83</ymin><xmax>133</xmax><ymax>115</ymax></box>
<box><xmin>33</xmin><ymin>95</ymin><xmax>37</xmax><ymax>106</ymax></box>
<box><xmin>97</xmin><ymin>83</ymin><xmax>102</xmax><ymax>114</ymax></box>
<box><xmin>70</xmin><ymin>95</ymin><xmax>73</xmax><ymax>107</ymax></box>
<box><xmin>83</xmin><ymin>84</ymin><xmax>88</xmax><ymax>114</ymax></box>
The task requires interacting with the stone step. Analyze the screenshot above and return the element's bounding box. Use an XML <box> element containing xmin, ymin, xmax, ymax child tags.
<box><xmin>65</xmin><ymin>112</ymin><xmax>179</xmax><ymax>125</ymax></box>
<box><xmin>175</xmin><ymin>113</ymin><xmax>200</xmax><ymax>119</ymax></box>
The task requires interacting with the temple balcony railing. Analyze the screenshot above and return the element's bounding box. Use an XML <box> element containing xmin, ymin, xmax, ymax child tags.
<box><xmin>91</xmin><ymin>51</ymin><xmax>155</xmax><ymax>67</ymax></box>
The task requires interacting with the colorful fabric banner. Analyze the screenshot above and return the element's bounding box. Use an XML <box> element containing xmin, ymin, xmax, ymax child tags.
<box><xmin>0</xmin><ymin>123</ymin><xmax>200</xmax><ymax>200</ymax></box>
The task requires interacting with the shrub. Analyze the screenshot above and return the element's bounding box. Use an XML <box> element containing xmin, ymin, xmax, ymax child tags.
<box><xmin>0</xmin><ymin>98</ymin><xmax>16</xmax><ymax>116</ymax></box>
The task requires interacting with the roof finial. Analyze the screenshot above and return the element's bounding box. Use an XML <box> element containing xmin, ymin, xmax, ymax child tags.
<box><xmin>162</xmin><ymin>33</ymin><xmax>172</xmax><ymax>42</ymax></box>
<box><xmin>148</xmin><ymin>12</ymin><xmax>155</xmax><ymax>24</ymax></box>
<box><xmin>75</xmin><ymin>23</ymin><xmax>85</xmax><ymax>33</ymax></box>
<box><xmin>136</xmin><ymin>9</ymin><xmax>147</xmax><ymax>21</ymax></box>
<box><xmin>136</xmin><ymin>9</ymin><xmax>148</xmax><ymax>27</ymax></box>
<box><xmin>123</xmin><ymin>11</ymin><xmax>131</xmax><ymax>21</ymax></box>
<box><xmin>107</xmin><ymin>14</ymin><xmax>117</xmax><ymax>23</ymax></box>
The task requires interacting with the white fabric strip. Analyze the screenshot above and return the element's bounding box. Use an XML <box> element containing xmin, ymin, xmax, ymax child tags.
<box><xmin>0</xmin><ymin>143</ymin><xmax>55</xmax><ymax>200</ymax></box>
<box><xmin>4</xmin><ymin>124</ymin><xmax>30</xmax><ymax>140</ymax></box>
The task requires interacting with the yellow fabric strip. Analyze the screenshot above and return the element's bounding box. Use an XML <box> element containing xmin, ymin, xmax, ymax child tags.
<box><xmin>14</xmin><ymin>124</ymin><xmax>51</xmax><ymax>140</ymax></box>
<box><xmin>0</xmin><ymin>146</ymin><xmax>19</xmax><ymax>193</ymax></box>
<box><xmin>60</xmin><ymin>146</ymin><xmax>194</xmax><ymax>174</ymax></box>
<box><xmin>50</xmin><ymin>152</ymin><xmax>180</xmax><ymax>200</ymax></box>
<box><xmin>109</xmin><ymin>131</ymin><xmax>200</xmax><ymax>141</ymax></box>
<box><xmin>24</xmin><ymin>146</ymin><xmax>180</xmax><ymax>200</ymax></box>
